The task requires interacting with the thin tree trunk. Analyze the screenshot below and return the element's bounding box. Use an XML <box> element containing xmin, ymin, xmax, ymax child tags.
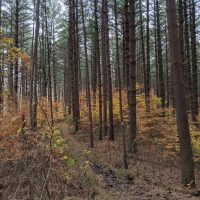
<box><xmin>139</xmin><ymin>1</ymin><xmax>147</xmax><ymax>109</ymax></box>
<box><xmin>183</xmin><ymin>0</ymin><xmax>191</xmax><ymax>110</ymax></box>
<box><xmin>101</xmin><ymin>0</ymin><xmax>108</xmax><ymax>137</ymax></box>
<box><xmin>80</xmin><ymin>0</ymin><xmax>94</xmax><ymax>148</ymax></box>
<box><xmin>44</xmin><ymin>0</ymin><xmax>53</xmax><ymax>125</ymax></box>
<box><xmin>30</xmin><ymin>0</ymin><xmax>40</xmax><ymax>130</ymax></box>
<box><xmin>94</xmin><ymin>0</ymin><xmax>103</xmax><ymax>141</ymax></box>
<box><xmin>156</xmin><ymin>0</ymin><xmax>165</xmax><ymax>109</ymax></box>
<box><xmin>153</xmin><ymin>0</ymin><xmax>159</xmax><ymax>97</ymax></box>
<box><xmin>114</xmin><ymin>0</ymin><xmax>128</xmax><ymax>168</ymax></box>
<box><xmin>52</xmin><ymin>22</ymin><xmax>57</xmax><ymax>103</ymax></box>
<box><xmin>128</xmin><ymin>0</ymin><xmax>137</xmax><ymax>153</ymax></box>
<box><xmin>0</xmin><ymin>0</ymin><xmax>3</xmax><ymax>111</ymax></box>
<box><xmin>105</xmin><ymin>0</ymin><xmax>114</xmax><ymax>141</ymax></box>
<box><xmin>146</xmin><ymin>0</ymin><xmax>151</xmax><ymax>111</ymax></box>
<box><xmin>14</xmin><ymin>0</ymin><xmax>19</xmax><ymax>104</ymax></box>
<box><xmin>124</xmin><ymin>0</ymin><xmax>129</xmax><ymax>88</ymax></box>
<box><xmin>190</xmin><ymin>0</ymin><xmax>198</xmax><ymax>122</ymax></box>
<box><xmin>165</xmin><ymin>26</ymin><xmax>170</xmax><ymax>108</ymax></box>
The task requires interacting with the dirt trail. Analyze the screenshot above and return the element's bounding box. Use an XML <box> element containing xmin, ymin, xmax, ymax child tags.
<box><xmin>60</xmin><ymin>123</ymin><xmax>200</xmax><ymax>200</ymax></box>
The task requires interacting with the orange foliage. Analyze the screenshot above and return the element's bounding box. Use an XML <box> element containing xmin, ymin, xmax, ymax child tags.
<box><xmin>79</xmin><ymin>84</ymin><xmax>200</xmax><ymax>158</ymax></box>
<box><xmin>0</xmin><ymin>98</ymin><xmax>65</xmax><ymax>160</ymax></box>
<box><xmin>79</xmin><ymin>83</ymin><xmax>162</xmax><ymax>129</ymax></box>
<box><xmin>1</xmin><ymin>84</ymin><xmax>200</xmax><ymax>161</ymax></box>
<box><xmin>0</xmin><ymin>31</ymin><xmax>31</xmax><ymax>69</ymax></box>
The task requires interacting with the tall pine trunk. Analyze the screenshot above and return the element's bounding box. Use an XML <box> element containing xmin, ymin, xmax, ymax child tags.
<box><xmin>166</xmin><ymin>0</ymin><xmax>195</xmax><ymax>187</ymax></box>
<box><xmin>156</xmin><ymin>0</ymin><xmax>165</xmax><ymax>109</ymax></box>
<box><xmin>146</xmin><ymin>0</ymin><xmax>151</xmax><ymax>111</ymax></box>
<box><xmin>190</xmin><ymin>0</ymin><xmax>198</xmax><ymax>122</ymax></box>
<box><xmin>29</xmin><ymin>0</ymin><xmax>40</xmax><ymax>130</ymax></box>
<box><xmin>128</xmin><ymin>0</ymin><xmax>137</xmax><ymax>153</ymax></box>
<box><xmin>94</xmin><ymin>0</ymin><xmax>103</xmax><ymax>141</ymax></box>
<box><xmin>114</xmin><ymin>0</ymin><xmax>128</xmax><ymax>168</ymax></box>
<box><xmin>80</xmin><ymin>0</ymin><xmax>94</xmax><ymax>148</ymax></box>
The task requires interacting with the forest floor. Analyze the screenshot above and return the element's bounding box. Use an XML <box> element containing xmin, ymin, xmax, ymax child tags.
<box><xmin>58</xmin><ymin>122</ymin><xmax>200</xmax><ymax>200</ymax></box>
<box><xmin>1</xmin><ymin>114</ymin><xmax>200</xmax><ymax>199</ymax></box>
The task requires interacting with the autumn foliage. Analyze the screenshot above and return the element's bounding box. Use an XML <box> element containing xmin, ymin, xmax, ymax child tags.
<box><xmin>1</xmin><ymin>83</ymin><xmax>200</xmax><ymax>161</ymax></box>
<box><xmin>0</xmin><ymin>32</ymin><xmax>31</xmax><ymax>68</ymax></box>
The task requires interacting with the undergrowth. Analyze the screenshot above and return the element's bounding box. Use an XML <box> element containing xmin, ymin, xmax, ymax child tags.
<box><xmin>1</xmin><ymin>85</ymin><xmax>200</xmax><ymax>198</ymax></box>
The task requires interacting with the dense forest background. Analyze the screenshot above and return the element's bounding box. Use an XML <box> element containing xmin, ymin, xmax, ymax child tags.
<box><xmin>0</xmin><ymin>0</ymin><xmax>200</xmax><ymax>199</ymax></box>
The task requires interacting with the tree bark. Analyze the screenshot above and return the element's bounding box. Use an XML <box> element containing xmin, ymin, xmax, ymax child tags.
<box><xmin>94</xmin><ymin>0</ymin><xmax>103</xmax><ymax>141</ymax></box>
<box><xmin>80</xmin><ymin>0</ymin><xmax>94</xmax><ymax>148</ymax></box>
<box><xmin>156</xmin><ymin>0</ymin><xmax>165</xmax><ymax>109</ymax></box>
<box><xmin>128</xmin><ymin>0</ymin><xmax>137</xmax><ymax>153</ymax></box>
<box><xmin>14</xmin><ymin>0</ymin><xmax>19</xmax><ymax>104</ymax></box>
<box><xmin>114</xmin><ymin>0</ymin><xmax>128</xmax><ymax>168</ymax></box>
<box><xmin>166</xmin><ymin>0</ymin><xmax>195</xmax><ymax>187</ymax></box>
<box><xmin>146</xmin><ymin>0</ymin><xmax>151</xmax><ymax>111</ymax></box>
<box><xmin>190</xmin><ymin>0</ymin><xmax>198</xmax><ymax>122</ymax></box>
<box><xmin>29</xmin><ymin>0</ymin><xmax>40</xmax><ymax>130</ymax></box>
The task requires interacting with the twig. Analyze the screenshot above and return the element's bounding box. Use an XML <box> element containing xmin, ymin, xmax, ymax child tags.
<box><xmin>39</xmin><ymin>155</ymin><xmax>52</xmax><ymax>200</ymax></box>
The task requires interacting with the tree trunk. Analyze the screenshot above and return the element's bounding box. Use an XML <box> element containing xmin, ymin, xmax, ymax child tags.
<box><xmin>146</xmin><ymin>0</ymin><xmax>151</xmax><ymax>111</ymax></box>
<box><xmin>14</xmin><ymin>0</ymin><xmax>19</xmax><ymax>104</ymax></box>
<box><xmin>153</xmin><ymin>0</ymin><xmax>159</xmax><ymax>97</ymax></box>
<box><xmin>156</xmin><ymin>0</ymin><xmax>165</xmax><ymax>109</ymax></box>
<box><xmin>94</xmin><ymin>0</ymin><xmax>103</xmax><ymax>141</ymax></box>
<box><xmin>101</xmin><ymin>0</ymin><xmax>108</xmax><ymax>137</ymax></box>
<box><xmin>29</xmin><ymin>0</ymin><xmax>40</xmax><ymax>130</ymax></box>
<box><xmin>52</xmin><ymin>22</ymin><xmax>57</xmax><ymax>103</ymax></box>
<box><xmin>80</xmin><ymin>0</ymin><xmax>94</xmax><ymax>148</ymax></box>
<box><xmin>183</xmin><ymin>0</ymin><xmax>191</xmax><ymax>111</ymax></box>
<box><xmin>128</xmin><ymin>0</ymin><xmax>137</xmax><ymax>153</ymax></box>
<box><xmin>114</xmin><ymin>0</ymin><xmax>128</xmax><ymax>168</ymax></box>
<box><xmin>139</xmin><ymin>1</ymin><xmax>147</xmax><ymax>109</ymax></box>
<box><xmin>190</xmin><ymin>0</ymin><xmax>198</xmax><ymax>122</ymax></box>
<box><xmin>166</xmin><ymin>0</ymin><xmax>195</xmax><ymax>187</ymax></box>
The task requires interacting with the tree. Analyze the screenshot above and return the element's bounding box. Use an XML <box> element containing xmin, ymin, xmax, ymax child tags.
<box><xmin>128</xmin><ymin>0</ymin><xmax>137</xmax><ymax>153</ymax></box>
<box><xmin>156</xmin><ymin>0</ymin><xmax>165</xmax><ymax>109</ymax></box>
<box><xmin>101</xmin><ymin>0</ymin><xmax>114</xmax><ymax>141</ymax></box>
<box><xmin>166</xmin><ymin>0</ymin><xmax>195</xmax><ymax>187</ymax></box>
<box><xmin>183</xmin><ymin>0</ymin><xmax>191</xmax><ymax>110</ymax></box>
<box><xmin>94</xmin><ymin>0</ymin><xmax>103</xmax><ymax>141</ymax></box>
<box><xmin>114</xmin><ymin>0</ymin><xmax>128</xmax><ymax>168</ymax></box>
<box><xmin>190</xmin><ymin>0</ymin><xmax>198</xmax><ymax>122</ymax></box>
<box><xmin>80</xmin><ymin>0</ymin><xmax>94</xmax><ymax>148</ymax></box>
<box><xmin>146</xmin><ymin>0</ymin><xmax>151</xmax><ymax>111</ymax></box>
<box><xmin>14</xmin><ymin>0</ymin><xmax>19</xmax><ymax>103</ymax></box>
<box><xmin>68</xmin><ymin>0</ymin><xmax>80</xmax><ymax>131</ymax></box>
<box><xmin>29</xmin><ymin>0</ymin><xmax>40</xmax><ymax>130</ymax></box>
<box><xmin>139</xmin><ymin>0</ymin><xmax>147</xmax><ymax>109</ymax></box>
<box><xmin>123</xmin><ymin>0</ymin><xmax>129</xmax><ymax>88</ymax></box>
<box><xmin>0</xmin><ymin>0</ymin><xmax>2</xmax><ymax>111</ymax></box>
